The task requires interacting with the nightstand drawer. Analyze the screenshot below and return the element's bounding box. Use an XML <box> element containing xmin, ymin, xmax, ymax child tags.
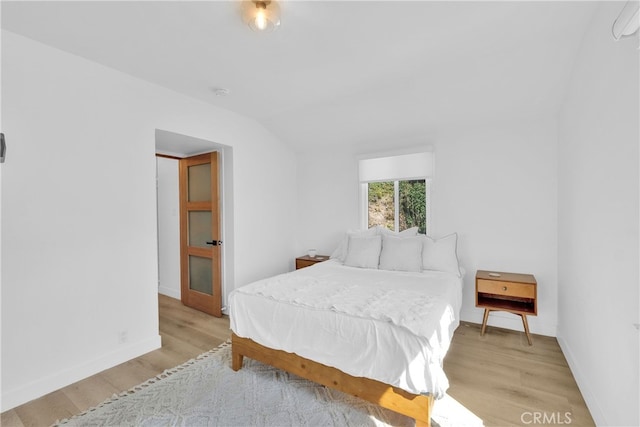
<box><xmin>296</xmin><ymin>259</ymin><xmax>317</xmax><ymax>269</ymax></box>
<box><xmin>295</xmin><ymin>255</ymin><xmax>329</xmax><ymax>270</ymax></box>
<box><xmin>477</xmin><ymin>279</ymin><xmax>535</xmax><ymax>299</ymax></box>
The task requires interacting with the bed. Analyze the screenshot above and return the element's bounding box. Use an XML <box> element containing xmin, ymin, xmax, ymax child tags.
<box><xmin>229</xmin><ymin>229</ymin><xmax>463</xmax><ymax>427</ymax></box>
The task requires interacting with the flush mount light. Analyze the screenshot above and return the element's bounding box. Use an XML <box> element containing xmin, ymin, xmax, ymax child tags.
<box><xmin>241</xmin><ymin>0</ymin><xmax>281</xmax><ymax>32</ymax></box>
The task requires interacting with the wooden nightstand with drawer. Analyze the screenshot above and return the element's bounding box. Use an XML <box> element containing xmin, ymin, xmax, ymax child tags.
<box><xmin>476</xmin><ymin>270</ymin><xmax>537</xmax><ymax>345</ymax></box>
<box><xmin>295</xmin><ymin>255</ymin><xmax>330</xmax><ymax>270</ymax></box>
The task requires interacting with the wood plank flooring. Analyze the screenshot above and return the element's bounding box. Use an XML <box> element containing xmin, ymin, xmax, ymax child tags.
<box><xmin>444</xmin><ymin>322</ymin><xmax>594</xmax><ymax>426</ymax></box>
<box><xmin>2</xmin><ymin>295</ymin><xmax>594</xmax><ymax>426</ymax></box>
<box><xmin>1</xmin><ymin>295</ymin><xmax>231</xmax><ymax>427</ymax></box>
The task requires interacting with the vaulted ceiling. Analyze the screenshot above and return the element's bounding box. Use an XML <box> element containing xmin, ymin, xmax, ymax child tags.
<box><xmin>2</xmin><ymin>1</ymin><xmax>597</xmax><ymax>152</ymax></box>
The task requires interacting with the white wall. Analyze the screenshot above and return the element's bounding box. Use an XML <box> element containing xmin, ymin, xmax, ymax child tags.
<box><xmin>296</xmin><ymin>150</ymin><xmax>360</xmax><ymax>256</ymax></box>
<box><xmin>434</xmin><ymin>120</ymin><xmax>558</xmax><ymax>336</ymax></box>
<box><xmin>156</xmin><ymin>157</ymin><xmax>180</xmax><ymax>299</ymax></box>
<box><xmin>557</xmin><ymin>3</ymin><xmax>639</xmax><ymax>426</ymax></box>
<box><xmin>296</xmin><ymin>118</ymin><xmax>558</xmax><ymax>336</ymax></box>
<box><xmin>1</xmin><ymin>31</ymin><xmax>297</xmax><ymax>410</ymax></box>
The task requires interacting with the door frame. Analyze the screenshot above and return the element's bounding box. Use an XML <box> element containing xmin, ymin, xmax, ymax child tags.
<box><xmin>155</xmin><ymin>129</ymin><xmax>235</xmax><ymax>316</ymax></box>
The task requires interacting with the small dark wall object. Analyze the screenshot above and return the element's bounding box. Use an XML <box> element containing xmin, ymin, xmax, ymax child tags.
<box><xmin>0</xmin><ymin>133</ymin><xmax>5</xmax><ymax>163</ymax></box>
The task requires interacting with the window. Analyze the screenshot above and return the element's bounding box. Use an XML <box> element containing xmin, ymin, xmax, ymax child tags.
<box><xmin>359</xmin><ymin>152</ymin><xmax>433</xmax><ymax>234</ymax></box>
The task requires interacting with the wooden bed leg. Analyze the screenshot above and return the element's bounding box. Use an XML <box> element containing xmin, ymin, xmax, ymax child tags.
<box><xmin>231</xmin><ymin>350</ymin><xmax>244</xmax><ymax>371</ymax></box>
<box><xmin>414</xmin><ymin>394</ymin><xmax>433</xmax><ymax>427</ymax></box>
<box><xmin>415</xmin><ymin>395</ymin><xmax>434</xmax><ymax>427</ymax></box>
<box><xmin>231</xmin><ymin>333</ymin><xmax>244</xmax><ymax>371</ymax></box>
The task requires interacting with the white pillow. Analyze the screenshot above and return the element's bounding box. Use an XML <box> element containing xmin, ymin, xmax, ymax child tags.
<box><xmin>343</xmin><ymin>235</ymin><xmax>382</xmax><ymax>269</ymax></box>
<box><xmin>330</xmin><ymin>227</ymin><xmax>379</xmax><ymax>262</ymax></box>
<box><xmin>422</xmin><ymin>233</ymin><xmax>461</xmax><ymax>276</ymax></box>
<box><xmin>379</xmin><ymin>235</ymin><xmax>423</xmax><ymax>272</ymax></box>
<box><xmin>379</xmin><ymin>226</ymin><xmax>419</xmax><ymax>237</ymax></box>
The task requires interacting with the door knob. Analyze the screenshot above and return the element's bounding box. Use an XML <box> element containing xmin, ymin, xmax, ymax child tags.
<box><xmin>206</xmin><ymin>240</ymin><xmax>223</xmax><ymax>246</ymax></box>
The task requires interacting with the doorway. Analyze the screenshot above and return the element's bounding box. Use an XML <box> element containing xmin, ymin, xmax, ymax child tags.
<box><xmin>155</xmin><ymin>129</ymin><xmax>234</xmax><ymax>316</ymax></box>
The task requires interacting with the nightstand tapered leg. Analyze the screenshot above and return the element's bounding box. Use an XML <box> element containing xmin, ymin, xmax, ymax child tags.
<box><xmin>481</xmin><ymin>309</ymin><xmax>491</xmax><ymax>336</ymax></box>
<box><xmin>521</xmin><ymin>314</ymin><xmax>533</xmax><ymax>345</ymax></box>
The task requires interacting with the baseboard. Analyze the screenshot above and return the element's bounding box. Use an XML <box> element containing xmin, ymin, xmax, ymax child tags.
<box><xmin>556</xmin><ymin>333</ymin><xmax>604</xmax><ymax>426</ymax></box>
<box><xmin>1</xmin><ymin>334</ymin><xmax>162</xmax><ymax>412</ymax></box>
<box><xmin>158</xmin><ymin>285</ymin><xmax>180</xmax><ymax>300</ymax></box>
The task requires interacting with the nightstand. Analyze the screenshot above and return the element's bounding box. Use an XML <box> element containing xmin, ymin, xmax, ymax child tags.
<box><xmin>475</xmin><ymin>270</ymin><xmax>537</xmax><ymax>345</ymax></box>
<box><xmin>295</xmin><ymin>255</ymin><xmax>330</xmax><ymax>270</ymax></box>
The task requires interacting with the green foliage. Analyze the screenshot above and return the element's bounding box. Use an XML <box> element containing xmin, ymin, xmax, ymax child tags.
<box><xmin>368</xmin><ymin>182</ymin><xmax>394</xmax><ymax>231</ymax></box>
<box><xmin>399</xmin><ymin>180</ymin><xmax>426</xmax><ymax>234</ymax></box>
<box><xmin>368</xmin><ymin>181</ymin><xmax>393</xmax><ymax>203</ymax></box>
<box><xmin>368</xmin><ymin>180</ymin><xmax>426</xmax><ymax>234</ymax></box>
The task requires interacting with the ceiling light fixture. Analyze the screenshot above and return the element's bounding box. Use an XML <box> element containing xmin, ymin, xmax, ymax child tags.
<box><xmin>241</xmin><ymin>0</ymin><xmax>280</xmax><ymax>32</ymax></box>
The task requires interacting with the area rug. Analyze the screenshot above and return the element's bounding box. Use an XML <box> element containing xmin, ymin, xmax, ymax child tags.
<box><xmin>55</xmin><ymin>341</ymin><xmax>482</xmax><ymax>427</ymax></box>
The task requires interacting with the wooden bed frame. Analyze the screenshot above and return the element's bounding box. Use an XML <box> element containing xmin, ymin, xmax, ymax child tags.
<box><xmin>231</xmin><ymin>333</ymin><xmax>433</xmax><ymax>427</ymax></box>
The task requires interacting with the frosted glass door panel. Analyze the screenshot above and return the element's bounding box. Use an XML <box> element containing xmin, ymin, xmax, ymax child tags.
<box><xmin>188</xmin><ymin>163</ymin><xmax>211</xmax><ymax>202</ymax></box>
<box><xmin>189</xmin><ymin>255</ymin><xmax>213</xmax><ymax>295</ymax></box>
<box><xmin>189</xmin><ymin>211</ymin><xmax>212</xmax><ymax>248</ymax></box>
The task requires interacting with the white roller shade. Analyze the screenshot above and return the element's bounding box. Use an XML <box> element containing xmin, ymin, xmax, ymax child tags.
<box><xmin>358</xmin><ymin>152</ymin><xmax>433</xmax><ymax>182</ymax></box>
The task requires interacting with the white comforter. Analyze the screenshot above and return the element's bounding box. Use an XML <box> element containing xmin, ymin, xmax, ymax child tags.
<box><xmin>229</xmin><ymin>260</ymin><xmax>463</xmax><ymax>398</ymax></box>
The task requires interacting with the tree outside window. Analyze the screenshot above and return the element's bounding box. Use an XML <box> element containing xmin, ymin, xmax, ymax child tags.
<box><xmin>368</xmin><ymin>179</ymin><xmax>427</xmax><ymax>234</ymax></box>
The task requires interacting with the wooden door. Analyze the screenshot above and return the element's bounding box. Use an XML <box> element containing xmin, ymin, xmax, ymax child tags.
<box><xmin>179</xmin><ymin>152</ymin><xmax>222</xmax><ymax>317</ymax></box>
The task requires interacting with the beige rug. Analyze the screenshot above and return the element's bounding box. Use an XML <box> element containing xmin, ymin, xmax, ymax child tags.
<box><xmin>55</xmin><ymin>341</ymin><xmax>482</xmax><ymax>426</ymax></box>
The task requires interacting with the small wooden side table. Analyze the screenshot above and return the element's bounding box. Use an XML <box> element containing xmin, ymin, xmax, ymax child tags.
<box><xmin>295</xmin><ymin>255</ymin><xmax>330</xmax><ymax>270</ymax></box>
<box><xmin>475</xmin><ymin>270</ymin><xmax>537</xmax><ymax>345</ymax></box>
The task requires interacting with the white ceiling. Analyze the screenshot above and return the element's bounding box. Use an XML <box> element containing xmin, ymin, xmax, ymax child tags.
<box><xmin>1</xmin><ymin>1</ymin><xmax>597</xmax><ymax>152</ymax></box>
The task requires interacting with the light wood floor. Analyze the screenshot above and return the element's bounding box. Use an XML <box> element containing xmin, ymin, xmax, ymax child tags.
<box><xmin>1</xmin><ymin>295</ymin><xmax>231</xmax><ymax>427</ymax></box>
<box><xmin>2</xmin><ymin>295</ymin><xmax>594</xmax><ymax>427</ymax></box>
<box><xmin>444</xmin><ymin>322</ymin><xmax>594</xmax><ymax>426</ymax></box>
